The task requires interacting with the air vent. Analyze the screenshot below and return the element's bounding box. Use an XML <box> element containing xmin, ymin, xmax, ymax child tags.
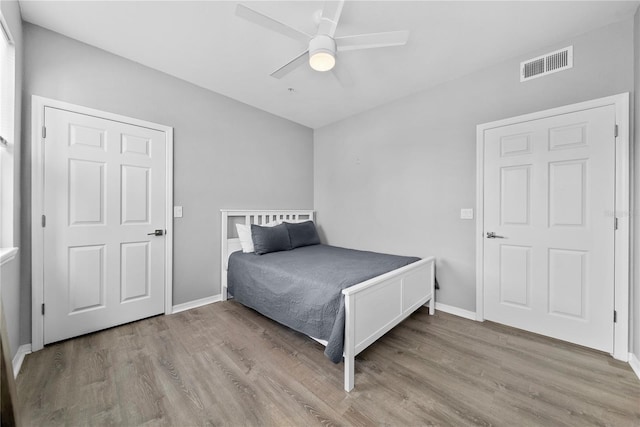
<box><xmin>520</xmin><ymin>46</ymin><xmax>573</xmax><ymax>82</ymax></box>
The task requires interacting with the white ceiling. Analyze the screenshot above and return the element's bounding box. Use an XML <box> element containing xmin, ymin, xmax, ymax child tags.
<box><xmin>18</xmin><ymin>1</ymin><xmax>640</xmax><ymax>129</ymax></box>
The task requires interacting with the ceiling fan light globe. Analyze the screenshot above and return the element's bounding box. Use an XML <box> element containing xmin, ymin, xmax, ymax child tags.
<box><xmin>309</xmin><ymin>51</ymin><xmax>335</xmax><ymax>72</ymax></box>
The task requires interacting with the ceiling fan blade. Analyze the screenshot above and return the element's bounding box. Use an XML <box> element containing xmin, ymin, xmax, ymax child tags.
<box><xmin>271</xmin><ymin>50</ymin><xmax>309</xmax><ymax>79</ymax></box>
<box><xmin>331</xmin><ymin>63</ymin><xmax>354</xmax><ymax>87</ymax></box>
<box><xmin>335</xmin><ymin>30</ymin><xmax>409</xmax><ymax>51</ymax></box>
<box><xmin>236</xmin><ymin>4</ymin><xmax>311</xmax><ymax>44</ymax></box>
<box><xmin>317</xmin><ymin>0</ymin><xmax>345</xmax><ymax>37</ymax></box>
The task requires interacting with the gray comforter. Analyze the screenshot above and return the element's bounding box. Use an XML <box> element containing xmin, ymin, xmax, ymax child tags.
<box><xmin>227</xmin><ymin>244</ymin><xmax>419</xmax><ymax>362</ymax></box>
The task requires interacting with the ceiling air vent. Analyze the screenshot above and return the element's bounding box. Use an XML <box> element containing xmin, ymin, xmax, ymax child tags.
<box><xmin>520</xmin><ymin>46</ymin><xmax>573</xmax><ymax>82</ymax></box>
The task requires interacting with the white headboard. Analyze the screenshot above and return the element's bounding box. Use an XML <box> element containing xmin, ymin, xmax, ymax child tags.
<box><xmin>220</xmin><ymin>209</ymin><xmax>315</xmax><ymax>299</ymax></box>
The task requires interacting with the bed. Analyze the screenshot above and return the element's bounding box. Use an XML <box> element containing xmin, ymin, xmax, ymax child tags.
<box><xmin>220</xmin><ymin>210</ymin><xmax>436</xmax><ymax>392</ymax></box>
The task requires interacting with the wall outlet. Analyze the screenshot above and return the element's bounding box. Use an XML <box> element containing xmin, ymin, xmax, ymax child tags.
<box><xmin>174</xmin><ymin>206</ymin><xmax>183</xmax><ymax>218</ymax></box>
<box><xmin>460</xmin><ymin>208</ymin><xmax>474</xmax><ymax>220</ymax></box>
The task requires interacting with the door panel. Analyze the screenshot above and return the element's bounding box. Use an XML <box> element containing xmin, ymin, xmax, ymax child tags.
<box><xmin>549</xmin><ymin>160</ymin><xmax>586</xmax><ymax>227</ymax></box>
<box><xmin>499</xmin><ymin>245</ymin><xmax>531</xmax><ymax>308</ymax></box>
<box><xmin>483</xmin><ymin>105</ymin><xmax>615</xmax><ymax>353</ymax></box>
<box><xmin>69</xmin><ymin>123</ymin><xmax>105</xmax><ymax>149</ymax></box>
<box><xmin>500</xmin><ymin>165</ymin><xmax>531</xmax><ymax>225</ymax></box>
<box><xmin>121</xmin><ymin>133</ymin><xmax>151</xmax><ymax>156</ymax></box>
<box><xmin>121</xmin><ymin>242</ymin><xmax>150</xmax><ymax>302</ymax></box>
<box><xmin>548</xmin><ymin>123</ymin><xmax>587</xmax><ymax>150</ymax></box>
<box><xmin>121</xmin><ymin>165</ymin><xmax>150</xmax><ymax>224</ymax></box>
<box><xmin>69</xmin><ymin>159</ymin><xmax>105</xmax><ymax>225</ymax></box>
<box><xmin>68</xmin><ymin>244</ymin><xmax>105</xmax><ymax>313</ymax></box>
<box><xmin>548</xmin><ymin>249</ymin><xmax>586</xmax><ymax>318</ymax></box>
<box><xmin>43</xmin><ymin>107</ymin><xmax>166</xmax><ymax>344</ymax></box>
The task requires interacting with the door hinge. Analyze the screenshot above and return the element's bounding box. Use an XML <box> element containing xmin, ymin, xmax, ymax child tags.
<box><xmin>614</xmin><ymin>217</ymin><xmax>618</xmax><ymax>230</ymax></box>
<box><xmin>41</xmin><ymin>303</ymin><xmax>45</xmax><ymax>315</ymax></box>
<box><xmin>614</xmin><ymin>310</ymin><xmax>617</xmax><ymax>323</ymax></box>
<box><xmin>614</xmin><ymin>124</ymin><xmax>618</xmax><ymax>138</ymax></box>
<box><xmin>41</xmin><ymin>214</ymin><xmax>46</xmax><ymax>228</ymax></box>
<box><xmin>42</xmin><ymin>126</ymin><xmax>46</xmax><ymax>139</ymax></box>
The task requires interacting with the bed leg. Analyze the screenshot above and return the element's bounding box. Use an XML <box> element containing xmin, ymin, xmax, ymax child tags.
<box><xmin>221</xmin><ymin>274</ymin><xmax>228</xmax><ymax>301</ymax></box>
<box><xmin>345</xmin><ymin>355</ymin><xmax>354</xmax><ymax>392</ymax></box>
<box><xmin>344</xmin><ymin>293</ymin><xmax>355</xmax><ymax>392</ymax></box>
<box><xmin>429</xmin><ymin>259</ymin><xmax>435</xmax><ymax>315</ymax></box>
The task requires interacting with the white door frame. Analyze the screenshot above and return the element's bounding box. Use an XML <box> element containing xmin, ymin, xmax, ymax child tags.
<box><xmin>31</xmin><ymin>96</ymin><xmax>174</xmax><ymax>352</ymax></box>
<box><xmin>475</xmin><ymin>93</ymin><xmax>630</xmax><ymax>361</ymax></box>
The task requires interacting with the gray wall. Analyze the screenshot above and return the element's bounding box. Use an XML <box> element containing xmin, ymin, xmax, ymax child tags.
<box><xmin>633</xmin><ymin>7</ymin><xmax>640</xmax><ymax>360</ymax></box>
<box><xmin>1</xmin><ymin>0</ymin><xmax>23</xmax><ymax>359</ymax></box>
<box><xmin>314</xmin><ymin>19</ymin><xmax>635</xmax><ymax>312</ymax></box>
<box><xmin>20</xmin><ymin>24</ymin><xmax>313</xmax><ymax>345</ymax></box>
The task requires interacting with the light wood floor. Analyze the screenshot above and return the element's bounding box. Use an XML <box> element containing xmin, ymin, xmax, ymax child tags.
<box><xmin>16</xmin><ymin>301</ymin><xmax>640</xmax><ymax>426</ymax></box>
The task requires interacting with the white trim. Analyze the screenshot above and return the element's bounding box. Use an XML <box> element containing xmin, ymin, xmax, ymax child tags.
<box><xmin>475</xmin><ymin>93</ymin><xmax>630</xmax><ymax>361</ymax></box>
<box><xmin>0</xmin><ymin>14</ymin><xmax>16</xmax><ymax>249</ymax></box>
<box><xmin>30</xmin><ymin>96</ymin><xmax>174</xmax><ymax>352</ymax></box>
<box><xmin>172</xmin><ymin>295</ymin><xmax>221</xmax><ymax>314</ymax></box>
<box><xmin>30</xmin><ymin>96</ymin><xmax>44</xmax><ymax>352</ymax></box>
<box><xmin>629</xmin><ymin>353</ymin><xmax>640</xmax><ymax>380</ymax></box>
<box><xmin>475</xmin><ymin>124</ymin><xmax>485</xmax><ymax>322</ymax></box>
<box><xmin>612</xmin><ymin>94</ymin><xmax>630</xmax><ymax>361</ymax></box>
<box><xmin>12</xmin><ymin>344</ymin><xmax>31</xmax><ymax>378</ymax></box>
<box><xmin>0</xmin><ymin>9</ymin><xmax>15</xmax><ymax>44</ymax></box>
<box><xmin>0</xmin><ymin>246</ymin><xmax>17</xmax><ymax>266</ymax></box>
<box><xmin>165</xmin><ymin>127</ymin><xmax>174</xmax><ymax>315</ymax></box>
<box><xmin>435</xmin><ymin>302</ymin><xmax>476</xmax><ymax>321</ymax></box>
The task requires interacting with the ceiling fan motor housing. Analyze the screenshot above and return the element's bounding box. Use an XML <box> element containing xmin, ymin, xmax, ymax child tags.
<box><xmin>309</xmin><ymin>35</ymin><xmax>337</xmax><ymax>71</ymax></box>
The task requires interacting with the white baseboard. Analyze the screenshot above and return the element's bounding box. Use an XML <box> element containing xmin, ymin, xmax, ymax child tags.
<box><xmin>172</xmin><ymin>295</ymin><xmax>221</xmax><ymax>314</ymax></box>
<box><xmin>435</xmin><ymin>302</ymin><xmax>477</xmax><ymax>321</ymax></box>
<box><xmin>12</xmin><ymin>344</ymin><xmax>32</xmax><ymax>378</ymax></box>
<box><xmin>629</xmin><ymin>353</ymin><xmax>640</xmax><ymax>380</ymax></box>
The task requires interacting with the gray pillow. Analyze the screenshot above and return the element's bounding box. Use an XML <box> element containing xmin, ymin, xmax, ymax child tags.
<box><xmin>285</xmin><ymin>221</ymin><xmax>320</xmax><ymax>249</ymax></box>
<box><xmin>251</xmin><ymin>223</ymin><xmax>291</xmax><ymax>255</ymax></box>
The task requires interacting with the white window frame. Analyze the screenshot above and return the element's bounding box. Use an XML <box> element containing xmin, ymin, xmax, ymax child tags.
<box><xmin>0</xmin><ymin>11</ymin><xmax>17</xmax><ymax>266</ymax></box>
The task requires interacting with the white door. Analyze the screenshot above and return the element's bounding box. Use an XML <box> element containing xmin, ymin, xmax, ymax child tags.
<box><xmin>483</xmin><ymin>105</ymin><xmax>615</xmax><ymax>352</ymax></box>
<box><xmin>43</xmin><ymin>106</ymin><xmax>167</xmax><ymax>344</ymax></box>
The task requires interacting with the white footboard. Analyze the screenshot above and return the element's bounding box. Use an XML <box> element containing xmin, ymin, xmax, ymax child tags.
<box><xmin>342</xmin><ymin>256</ymin><xmax>435</xmax><ymax>392</ymax></box>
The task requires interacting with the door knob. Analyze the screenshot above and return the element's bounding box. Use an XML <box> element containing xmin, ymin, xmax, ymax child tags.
<box><xmin>147</xmin><ymin>229</ymin><xmax>164</xmax><ymax>236</ymax></box>
<box><xmin>486</xmin><ymin>231</ymin><xmax>505</xmax><ymax>239</ymax></box>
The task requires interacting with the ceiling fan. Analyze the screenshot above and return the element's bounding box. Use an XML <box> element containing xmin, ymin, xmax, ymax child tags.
<box><xmin>236</xmin><ymin>1</ymin><xmax>410</xmax><ymax>82</ymax></box>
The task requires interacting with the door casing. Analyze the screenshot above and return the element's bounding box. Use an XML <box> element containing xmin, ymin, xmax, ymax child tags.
<box><xmin>475</xmin><ymin>93</ymin><xmax>630</xmax><ymax>361</ymax></box>
<box><xmin>31</xmin><ymin>96</ymin><xmax>174</xmax><ymax>352</ymax></box>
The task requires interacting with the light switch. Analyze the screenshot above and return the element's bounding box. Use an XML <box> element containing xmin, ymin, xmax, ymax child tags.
<box><xmin>174</xmin><ymin>206</ymin><xmax>183</xmax><ymax>218</ymax></box>
<box><xmin>460</xmin><ymin>208</ymin><xmax>474</xmax><ymax>220</ymax></box>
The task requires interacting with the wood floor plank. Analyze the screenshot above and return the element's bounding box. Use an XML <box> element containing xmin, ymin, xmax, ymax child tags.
<box><xmin>16</xmin><ymin>302</ymin><xmax>640</xmax><ymax>426</ymax></box>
